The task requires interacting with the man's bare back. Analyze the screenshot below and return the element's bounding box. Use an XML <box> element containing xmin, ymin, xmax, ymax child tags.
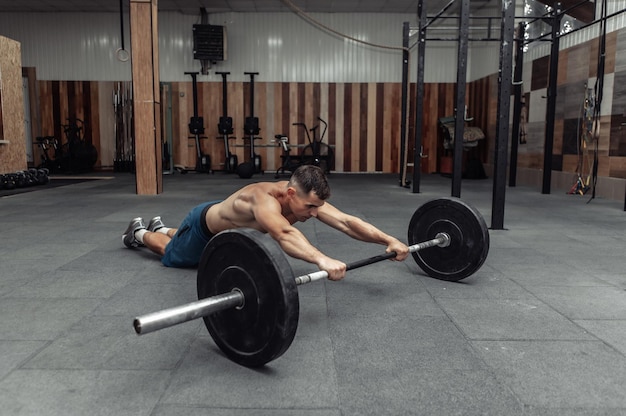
<box><xmin>205</xmin><ymin>181</ymin><xmax>305</xmax><ymax>235</ymax></box>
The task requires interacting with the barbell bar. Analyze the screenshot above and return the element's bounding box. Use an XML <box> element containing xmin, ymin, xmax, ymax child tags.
<box><xmin>294</xmin><ymin>232</ymin><xmax>449</xmax><ymax>285</ymax></box>
<box><xmin>133</xmin><ymin>232</ymin><xmax>449</xmax><ymax>335</ymax></box>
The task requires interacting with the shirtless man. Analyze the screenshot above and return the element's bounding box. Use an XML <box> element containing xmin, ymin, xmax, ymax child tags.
<box><xmin>122</xmin><ymin>165</ymin><xmax>409</xmax><ymax>280</ymax></box>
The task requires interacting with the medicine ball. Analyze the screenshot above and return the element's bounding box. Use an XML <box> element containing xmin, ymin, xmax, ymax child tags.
<box><xmin>236</xmin><ymin>162</ymin><xmax>255</xmax><ymax>179</ymax></box>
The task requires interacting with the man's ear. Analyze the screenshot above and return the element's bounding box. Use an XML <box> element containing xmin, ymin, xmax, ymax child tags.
<box><xmin>286</xmin><ymin>186</ymin><xmax>297</xmax><ymax>197</ymax></box>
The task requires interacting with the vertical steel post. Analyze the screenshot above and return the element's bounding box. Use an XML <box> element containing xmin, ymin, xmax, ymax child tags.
<box><xmin>491</xmin><ymin>0</ymin><xmax>516</xmax><ymax>230</ymax></box>
<box><xmin>399</xmin><ymin>22</ymin><xmax>410</xmax><ymax>188</ymax></box>
<box><xmin>451</xmin><ymin>0</ymin><xmax>470</xmax><ymax>198</ymax></box>
<box><xmin>509</xmin><ymin>22</ymin><xmax>525</xmax><ymax>188</ymax></box>
<box><xmin>412</xmin><ymin>0</ymin><xmax>427</xmax><ymax>193</ymax></box>
<box><xmin>542</xmin><ymin>4</ymin><xmax>562</xmax><ymax>194</ymax></box>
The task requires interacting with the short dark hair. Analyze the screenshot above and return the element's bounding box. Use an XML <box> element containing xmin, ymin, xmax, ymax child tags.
<box><xmin>289</xmin><ymin>165</ymin><xmax>331</xmax><ymax>200</ymax></box>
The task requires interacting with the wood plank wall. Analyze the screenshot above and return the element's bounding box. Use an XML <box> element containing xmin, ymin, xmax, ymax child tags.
<box><xmin>29</xmin><ymin>76</ymin><xmax>504</xmax><ymax>179</ymax></box>
<box><xmin>167</xmin><ymin>80</ymin><xmax>495</xmax><ymax>174</ymax></box>
<box><xmin>20</xmin><ymin>27</ymin><xmax>626</xmax><ymax>183</ymax></box>
<box><xmin>0</xmin><ymin>36</ymin><xmax>28</xmax><ymax>173</ymax></box>
<box><xmin>168</xmin><ymin>81</ymin><xmax>414</xmax><ymax>173</ymax></box>
<box><xmin>34</xmin><ymin>80</ymin><xmax>490</xmax><ymax>175</ymax></box>
<box><xmin>37</xmin><ymin>80</ymin><xmax>102</xmax><ymax>168</ymax></box>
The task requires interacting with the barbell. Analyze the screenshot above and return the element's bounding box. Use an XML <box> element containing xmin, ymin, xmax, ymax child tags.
<box><xmin>133</xmin><ymin>197</ymin><xmax>489</xmax><ymax>367</ymax></box>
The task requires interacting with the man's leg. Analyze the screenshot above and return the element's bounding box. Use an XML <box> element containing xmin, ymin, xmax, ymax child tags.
<box><xmin>123</xmin><ymin>215</ymin><xmax>177</xmax><ymax>256</ymax></box>
<box><xmin>141</xmin><ymin>230</ymin><xmax>175</xmax><ymax>256</ymax></box>
<box><xmin>140</xmin><ymin>216</ymin><xmax>178</xmax><ymax>256</ymax></box>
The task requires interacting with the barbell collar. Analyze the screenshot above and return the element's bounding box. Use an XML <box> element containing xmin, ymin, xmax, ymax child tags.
<box><xmin>134</xmin><ymin>290</ymin><xmax>244</xmax><ymax>335</ymax></box>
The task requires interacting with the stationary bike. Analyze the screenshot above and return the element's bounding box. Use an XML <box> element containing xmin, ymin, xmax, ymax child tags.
<box><xmin>273</xmin><ymin>134</ymin><xmax>302</xmax><ymax>178</ymax></box>
<box><xmin>293</xmin><ymin>117</ymin><xmax>334</xmax><ymax>174</ymax></box>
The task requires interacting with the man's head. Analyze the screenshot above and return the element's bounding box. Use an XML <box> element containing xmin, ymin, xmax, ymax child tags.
<box><xmin>288</xmin><ymin>165</ymin><xmax>331</xmax><ymax>200</ymax></box>
<box><xmin>286</xmin><ymin>165</ymin><xmax>330</xmax><ymax>222</ymax></box>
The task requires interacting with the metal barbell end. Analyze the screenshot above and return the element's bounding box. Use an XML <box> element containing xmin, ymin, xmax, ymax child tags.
<box><xmin>134</xmin><ymin>290</ymin><xmax>243</xmax><ymax>335</ymax></box>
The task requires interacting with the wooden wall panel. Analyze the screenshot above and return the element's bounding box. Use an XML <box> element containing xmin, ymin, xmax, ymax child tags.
<box><xmin>88</xmin><ymin>81</ymin><xmax>101</xmax><ymax>166</ymax></box>
<box><xmin>531</xmin><ymin>56</ymin><xmax>550</xmax><ymax>90</ymax></box>
<box><xmin>0</xmin><ymin>86</ymin><xmax>3</xmax><ymax>142</ymax></box>
<box><xmin>385</xmin><ymin>83</ymin><xmax>398</xmax><ymax>173</ymax></box>
<box><xmin>31</xmin><ymin>79</ymin><xmax>498</xmax><ymax>176</ymax></box>
<box><xmin>590</xmin><ymin>31</ymin><xmax>617</xmax><ymax>77</ymax></box>
<box><xmin>562</xmin><ymin>154</ymin><xmax>579</xmax><ymax>173</ymax></box>
<box><xmin>557</xmin><ymin>49</ymin><xmax>569</xmax><ymax>86</ymax></box>
<box><xmin>388</xmin><ymin>83</ymin><xmax>401</xmax><ymax>173</ymax></box>
<box><xmin>375</xmin><ymin>83</ymin><xmax>384</xmax><ymax>172</ymax></box>
<box><xmin>22</xmin><ymin>29</ymin><xmax>626</xmax><ymax>193</ymax></box>
<box><xmin>358</xmin><ymin>83</ymin><xmax>368</xmax><ymax>172</ymax></box>
<box><xmin>365</xmin><ymin>83</ymin><xmax>374</xmax><ymax>171</ymax></box>
<box><xmin>35</xmin><ymin>81</ymin><xmax>98</xmax><ymax>168</ymax></box>
<box><xmin>609</xmin><ymin>156</ymin><xmax>626</xmax><ymax>179</ymax></box>
<box><xmin>566</xmin><ymin>44</ymin><xmax>589</xmax><ymax>84</ymax></box>
<box><xmin>0</xmin><ymin>35</ymin><xmax>27</xmax><ymax>173</ymax></box>
<box><xmin>263</xmin><ymin>82</ymin><xmax>276</xmax><ymax>170</ymax></box>
<box><xmin>98</xmin><ymin>81</ymin><xmax>116</xmax><ymax>168</ymax></box>
<box><xmin>255</xmin><ymin>82</ymin><xmax>268</xmax><ymax>168</ymax></box>
<box><xmin>231</xmin><ymin>81</ymin><xmax>245</xmax><ymax>164</ymax></box>
<box><xmin>333</xmin><ymin>83</ymin><xmax>344</xmax><ymax>172</ymax></box>
<box><xmin>23</xmin><ymin>67</ymin><xmax>40</xmax><ymax>148</ymax></box>
<box><xmin>326</xmin><ymin>83</ymin><xmax>336</xmax><ymax>171</ymax></box>
<box><xmin>343</xmin><ymin>84</ymin><xmax>352</xmax><ymax>171</ymax></box>
<box><xmin>351</xmin><ymin>84</ymin><xmax>360</xmax><ymax>171</ymax></box>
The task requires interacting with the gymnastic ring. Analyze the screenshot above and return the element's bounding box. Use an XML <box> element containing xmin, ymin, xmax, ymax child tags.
<box><xmin>116</xmin><ymin>48</ymin><xmax>130</xmax><ymax>62</ymax></box>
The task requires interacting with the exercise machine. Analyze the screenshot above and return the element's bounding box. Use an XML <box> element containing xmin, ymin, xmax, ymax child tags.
<box><xmin>293</xmin><ymin>117</ymin><xmax>334</xmax><ymax>174</ymax></box>
<box><xmin>58</xmin><ymin>118</ymin><xmax>99</xmax><ymax>173</ymax></box>
<box><xmin>216</xmin><ymin>72</ymin><xmax>238</xmax><ymax>173</ymax></box>
<box><xmin>243</xmin><ymin>72</ymin><xmax>262</xmax><ymax>174</ymax></box>
<box><xmin>273</xmin><ymin>134</ymin><xmax>302</xmax><ymax>178</ymax></box>
<box><xmin>185</xmin><ymin>71</ymin><xmax>211</xmax><ymax>173</ymax></box>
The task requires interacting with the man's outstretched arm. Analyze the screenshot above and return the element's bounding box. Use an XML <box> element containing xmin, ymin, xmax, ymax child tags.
<box><xmin>316</xmin><ymin>202</ymin><xmax>410</xmax><ymax>261</ymax></box>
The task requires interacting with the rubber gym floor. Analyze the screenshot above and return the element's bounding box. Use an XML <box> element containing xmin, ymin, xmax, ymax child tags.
<box><xmin>1</xmin><ymin>171</ymin><xmax>625</xmax><ymax>416</ymax></box>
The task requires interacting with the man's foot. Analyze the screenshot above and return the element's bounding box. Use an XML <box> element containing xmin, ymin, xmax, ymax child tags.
<box><xmin>147</xmin><ymin>216</ymin><xmax>165</xmax><ymax>232</ymax></box>
<box><xmin>122</xmin><ymin>217</ymin><xmax>146</xmax><ymax>248</ymax></box>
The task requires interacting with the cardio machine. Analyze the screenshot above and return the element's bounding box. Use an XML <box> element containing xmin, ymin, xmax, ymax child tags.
<box><xmin>292</xmin><ymin>117</ymin><xmax>334</xmax><ymax>174</ymax></box>
<box><xmin>216</xmin><ymin>72</ymin><xmax>238</xmax><ymax>173</ymax></box>
<box><xmin>273</xmin><ymin>134</ymin><xmax>302</xmax><ymax>178</ymax></box>
<box><xmin>185</xmin><ymin>71</ymin><xmax>211</xmax><ymax>174</ymax></box>
<box><xmin>243</xmin><ymin>72</ymin><xmax>263</xmax><ymax>174</ymax></box>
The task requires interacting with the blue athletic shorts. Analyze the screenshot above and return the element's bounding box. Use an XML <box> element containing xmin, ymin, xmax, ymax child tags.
<box><xmin>161</xmin><ymin>201</ymin><xmax>221</xmax><ymax>268</ymax></box>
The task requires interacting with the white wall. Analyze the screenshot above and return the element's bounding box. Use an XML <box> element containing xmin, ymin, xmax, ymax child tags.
<box><xmin>1</xmin><ymin>5</ymin><xmax>622</xmax><ymax>84</ymax></box>
<box><xmin>0</xmin><ymin>11</ymin><xmax>499</xmax><ymax>84</ymax></box>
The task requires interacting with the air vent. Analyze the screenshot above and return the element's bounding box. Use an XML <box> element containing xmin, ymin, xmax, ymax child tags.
<box><xmin>192</xmin><ymin>24</ymin><xmax>227</xmax><ymax>61</ymax></box>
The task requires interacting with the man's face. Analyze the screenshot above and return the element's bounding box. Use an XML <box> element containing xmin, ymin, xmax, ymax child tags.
<box><xmin>289</xmin><ymin>188</ymin><xmax>325</xmax><ymax>222</ymax></box>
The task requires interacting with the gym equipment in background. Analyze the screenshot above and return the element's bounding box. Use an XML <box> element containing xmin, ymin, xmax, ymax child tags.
<box><xmin>216</xmin><ymin>72</ymin><xmax>238</xmax><ymax>173</ymax></box>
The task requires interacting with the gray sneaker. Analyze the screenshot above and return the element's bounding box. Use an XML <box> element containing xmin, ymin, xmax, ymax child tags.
<box><xmin>122</xmin><ymin>217</ymin><xmax>146</xmax><ymax>248</ymax></box>
<box><xmin>147</xmin><ymin>216</ymin><xmax>165</xmax><ymax>232</ymax></box>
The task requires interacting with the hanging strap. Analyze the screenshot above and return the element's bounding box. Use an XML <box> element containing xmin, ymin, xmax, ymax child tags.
<box><xmin>588</xmin><ymin>0</ymin><xmax>607</xmax><ymax>203</ymax></box>
<box><xmin>116</xmin><ymin>0</ymin><xmax>129</xmax><ymax>62</ymax></box>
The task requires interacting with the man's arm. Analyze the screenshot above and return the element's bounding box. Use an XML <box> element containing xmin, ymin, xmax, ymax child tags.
<box><xmin>251</xmin><ymin>194</ymin><xmax>347</xmax><ymax>279</ymax></box>
<box><xmin>316</xmin><ymin>202</ymin><xmax>410</xmax><ymax>261</ymax></box>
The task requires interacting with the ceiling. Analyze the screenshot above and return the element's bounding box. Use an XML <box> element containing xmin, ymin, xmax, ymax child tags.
<box><xmin>0</xmin><ymin>0</ymin><xmax>500</xmax><ymax>15</ymax></box>
<box><xmin>0</xmin><ymin>0</ymin><xmax>594</xmax><ymax>25</ymax></box>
